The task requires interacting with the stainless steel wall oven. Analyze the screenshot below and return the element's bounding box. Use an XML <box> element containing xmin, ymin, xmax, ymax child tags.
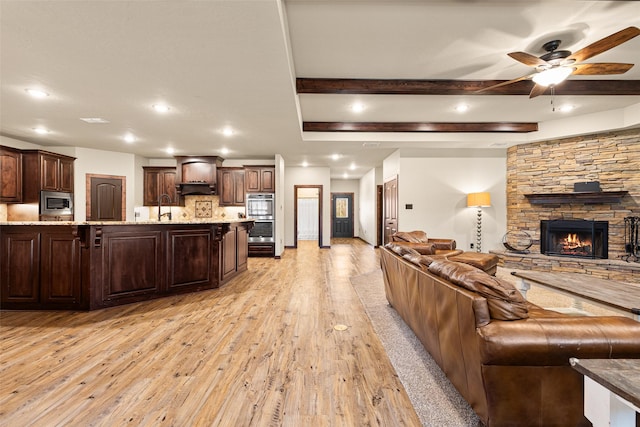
<box><xmin>246</xmin><ymin>193</ymin><xmax>274</xmax><ymax>243</ymax></box>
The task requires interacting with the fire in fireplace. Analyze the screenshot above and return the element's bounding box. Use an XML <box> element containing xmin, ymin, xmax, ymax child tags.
<box><xmin>540</xmin><ymin>219</ymin><xmax>608</xmax><ymax>259</ymax></box>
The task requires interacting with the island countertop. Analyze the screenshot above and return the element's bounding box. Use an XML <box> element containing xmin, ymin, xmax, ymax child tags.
<box><xmin>0</xmin><ymin>218</ymin><xmax>255</xmax><ymax>226</ymax></box>
<box><xmin>1</xmin><ymin>221</ymin><xmax>253</xmax><ymax>311</ymax></box>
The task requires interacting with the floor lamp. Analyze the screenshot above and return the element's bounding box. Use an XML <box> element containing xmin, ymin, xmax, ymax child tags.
<box><xmin>467</xmin><ymin>192</ymin><xmax>491</xmax><ymax>253</ymax></box>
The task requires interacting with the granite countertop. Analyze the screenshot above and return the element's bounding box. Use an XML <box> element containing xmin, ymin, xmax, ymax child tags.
<box><xmin>0</xmin><ymin>218</ymin><xmax>255</xmax><ymax>226</ymax></box>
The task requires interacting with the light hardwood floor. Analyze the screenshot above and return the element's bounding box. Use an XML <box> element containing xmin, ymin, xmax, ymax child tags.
<box><xmin>0</xmin><ymin>239</ymin><xmax>422</xmax><ymax>426</ymax></box>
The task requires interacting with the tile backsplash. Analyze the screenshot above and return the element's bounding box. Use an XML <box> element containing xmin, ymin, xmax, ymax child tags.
<box><xmin>142</xmin><ymin>195</ymin><xmax>245</xmax><ymax>222</ymax></box>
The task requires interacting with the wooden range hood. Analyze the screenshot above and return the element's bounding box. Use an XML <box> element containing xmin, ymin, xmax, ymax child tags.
<box><xmin>175</xmin><ymin>156</ymin><xmax>224</xmax><ymax>196</ymax></box>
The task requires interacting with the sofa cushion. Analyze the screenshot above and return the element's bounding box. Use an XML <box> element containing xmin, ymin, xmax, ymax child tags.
<box><xmin>428</xmin><ymin>259</ymin><xmax>529</xmax><ymax>320</ymax></box>
<box><xmin>449</xmin><ymin>252</ymin><xmax>499</xmax><ymax>275</ymax></box>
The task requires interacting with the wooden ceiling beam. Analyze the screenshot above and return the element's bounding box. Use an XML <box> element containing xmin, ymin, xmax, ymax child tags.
<box><xmin>302</xmin><ymin>122</ymin><xmax>538</xmax><ymax>133</ymax></box>
<box><xmin>296</xmin><ymin>78</ymin><xmax>640</xmax><ymax>95</ymax></box>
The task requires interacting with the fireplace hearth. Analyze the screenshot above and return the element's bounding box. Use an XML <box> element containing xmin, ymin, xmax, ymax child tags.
<box><xmin>540</xmin><ymin>220</ymin><xmax>608</xmax><ymax>259</ymax></box>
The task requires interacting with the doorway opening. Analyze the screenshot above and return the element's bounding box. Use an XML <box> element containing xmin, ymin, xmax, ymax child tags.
<box><xmin>294</xmin><ymin>185</ymin><xmax>323</xmax><ymax>248</ymax></box>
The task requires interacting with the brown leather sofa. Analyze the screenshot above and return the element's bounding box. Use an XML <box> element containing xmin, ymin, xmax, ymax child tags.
<box><xmin>391</xmin><ymin>230</ymin><xmax>499</xmax><ymax>275</ymax></box>
<box><xmin>381</xmin><ymin>243</ymin><xmax>640</xmax><ymax>427</ymax></box>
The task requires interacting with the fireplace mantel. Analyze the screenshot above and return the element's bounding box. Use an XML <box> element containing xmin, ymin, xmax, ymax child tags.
<box><xmin>525</xmin><ymin>191</ymin><xmax>628</xmax><ymax>204</ymax></box>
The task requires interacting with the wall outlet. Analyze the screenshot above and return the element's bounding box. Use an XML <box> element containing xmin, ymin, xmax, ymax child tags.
<box><xmin>470</xmin><ymin>243</ymin><xmax>474</xmax><ymax>249</ymax></box>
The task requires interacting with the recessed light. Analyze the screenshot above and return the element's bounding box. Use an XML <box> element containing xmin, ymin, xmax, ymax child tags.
<box><xmin>454</xmin><ymin>104</ymin><xmax>469</xmax><ymax>113</ymax></box>
<box><xmin>302</xmin><ymin>161</ymin><xmax>309</xmax><ymax>167</ymax></box>
<box><xmin>166</xmin><ymin>147</ymin><xmax>175</xmax><ymax>154</ymax></box>
<box><xmin>124</xmin><ymin>133</ymin><xmax>136</xmax><ymax>143</ymax></box>
<box><xmin>80</xmin><ymin>117</ymin><xmax>110</xmax><ymax>124</ymax></box>
<box><xmin>222</xmin><ymin>127</ymin><xmax>234</xmax><ymax>136</ymax></box>
<box><xmin>331</xmin><ymin>153</ymin><xmax>340</xmax><ymax>161</ymax></box>
<box><xmin>220</xmin><ymin>147</ymin><xmax>229</xmax><ymax>155</ymax></box>
<box><xmin>558</xmin><ymin>104</ymin><xmax>574</xmax><ymax>113</ymax></box>
<box><xmin>33</xmin><ymin>127</ymin><xmax>49</xmax><ymax>135</ymax></box>
<box><xmin>351</xmin><ymin>103</ymin><xmax>365</xmax><ymax>113</ymax></box>
<box><xmin>349</xmin><ymin>163</ymin><xmax>356</xmax><ymax>170</ymax></box>
<box><xmin>343</xmin><ymin>173</ymin><xmax>348</xmax><ymax>179</ymax></box>
<box><xmin>153</xmin><ymin>104</ymin><xmax>170</xmax><ymax>113</ymax></box>
<box><xmin>25</xmin><ymin>88</ymin><xmax>49</xmax><ymax>98</ymax></box>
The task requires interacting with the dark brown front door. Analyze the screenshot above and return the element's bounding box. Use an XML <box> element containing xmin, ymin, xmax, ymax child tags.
<box><xmin>89</xmin><ymin>176</ymin><xmax>123</xmax><ymax>221</ymax></box>
<box><xmin>332</xmin><ymin>193</ymin><xmax>354</xmax><ymax>238</ymax></box>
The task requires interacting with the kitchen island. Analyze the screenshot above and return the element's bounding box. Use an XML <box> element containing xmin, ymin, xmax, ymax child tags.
<box><xmin>0</xmin><ymin>220</ymin><xmax>253</xmax><ymax>310</ymax></box>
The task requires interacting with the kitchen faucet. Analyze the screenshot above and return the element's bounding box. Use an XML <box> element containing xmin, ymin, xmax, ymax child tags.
<box><xmin>158</xmin><ymin>193</ymin><xmax>172</xmax><ymax>221</ymax></box>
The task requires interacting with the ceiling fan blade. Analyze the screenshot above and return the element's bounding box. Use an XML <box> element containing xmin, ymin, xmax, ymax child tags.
<box><xmin>571</xmin><ymin>63</ymin><xmax>634</xmax><ymax>75</ymax></box>
<box><xmin>567</xmin><ymin>26</ymin><xmax>640</xmax><ymax>63</ymax></box>
<box><xmin>476</xmin><ymin>74</ymin><xmax>534</xmax><ymax>93</ymax></box>
<box><xmin>508</xmin><ymin>51</ymin><xmax>549</xmax><ymax>67</ymax></box>
<box><xmin>528</xmin><ymin>84</ymin><xmax>547</xmax><ymax>99</ymax></box>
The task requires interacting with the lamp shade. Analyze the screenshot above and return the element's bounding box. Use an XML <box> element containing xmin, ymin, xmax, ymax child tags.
<box><xmin>467</xmin><ymin>192</ymin><xmax>491</xmax><ymax>207</ymax></box>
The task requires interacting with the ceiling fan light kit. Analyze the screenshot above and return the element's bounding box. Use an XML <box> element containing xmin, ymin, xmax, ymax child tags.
<box><xmin>532</xmin><ymin>66</ymin><xmax>574</xmax><ymax>87</ymax></box>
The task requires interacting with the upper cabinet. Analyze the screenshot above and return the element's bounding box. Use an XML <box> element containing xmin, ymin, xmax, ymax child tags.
<box><xmin>244</xmin><ymin>166</ymin><xmax>275</xmax><ymax>193</ymax></box>
<box><xmin>143</xmin><ymin>167</ymin><xmax>181</xmax><ymax>206</ymax></box>
<box><xmin>22</xmin><ymin>150</ymin><xmax>75</xmax><ymax>202</ymax></box>
<box><xmin>175</xmin><ymin>156</ymin><xmax>223</xmax><ymax>196</ymax></box>
<box><xmin>0</xmin><ymin>146</ymin><xmax>23</xmax><ymax>203</ymax></box>
<box><xmin>217</xmin><ymin>167</ymin><xmax>245</xmax><ymax>206</ymax></box>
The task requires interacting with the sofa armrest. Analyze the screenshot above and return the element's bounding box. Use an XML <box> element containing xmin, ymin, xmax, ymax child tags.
<box><xmin>389</xmin><ymin>241</ymin><xmax>436</xmax><ymax>255</ymax></box>
<box><xmin>477</xmin><ymin>316</ymin><xmax>640</xmax><ymax>366</ymax></box>
<box><xmin>427</xmin><ymin>238</ymin><xmax>457</xmax><ymax>250</ymax></box>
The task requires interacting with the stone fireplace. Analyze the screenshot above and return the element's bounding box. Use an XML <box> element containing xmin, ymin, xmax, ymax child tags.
<box><xmin>501</xmin><ymin>128</ymin><xmax>640</xmax><ymax>283</ymax></box>
<box><xmin>540</xmin><ymin>219</ymin><xmax>608</xmax><ymax>259</ymax></box>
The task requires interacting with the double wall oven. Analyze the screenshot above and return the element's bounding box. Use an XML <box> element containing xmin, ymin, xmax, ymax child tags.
<box><xmin>246</xmin><ymin>193</ymin><xmax>274</xmax><ymax>243</ymax></box>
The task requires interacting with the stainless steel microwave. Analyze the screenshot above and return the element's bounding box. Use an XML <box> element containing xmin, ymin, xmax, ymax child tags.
<box><xmin>40</xmin><ymin>191</ymin><xmax>73</xmax><ymax>216</ymax></box>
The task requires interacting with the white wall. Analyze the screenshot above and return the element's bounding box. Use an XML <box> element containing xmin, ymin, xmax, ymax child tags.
<box><xmin>383</xmin><ymin>150</ymin><xmax>400</xmax><ymax>181</ymax></box>
<box><xmin>357</xmin><ymin>167</ymin><xmax>379</xmax><ymax>246</ymax></box>
<box><xmin>275</xmin><ymin>155</ymin><xmax>285</xmax><ymax>257</ymax></box>
<box><xmin>283</xmin><ymin>166</ymin><xmax>331</xmax><ymax>247</ymax></box>
<box><xmin>0</xmin><ymin>135</ymin><xmax>42</xmax><ymax>150</ymax></box>
<box><xmin>73</xmin><ymin>147</ymin><xmax>138</xmax><ymax>221</ymax></box>
<box><xmin>397</xmin><ymin>155</ymin><xmax>507</xmax><ymax>252</ymax></box>
<box><xmin>330</xmin><ymin>179</ymin><xmax>360</xmax><ymax>238</ymax></box>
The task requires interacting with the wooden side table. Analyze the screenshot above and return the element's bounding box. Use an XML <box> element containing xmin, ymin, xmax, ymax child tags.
<box><xmin>570</xmin><ymin>358</ymin><xmax>640</xmax><ymax>427</ymax></box>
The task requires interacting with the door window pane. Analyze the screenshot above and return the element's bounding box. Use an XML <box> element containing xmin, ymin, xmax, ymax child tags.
<box><xmin>336</xmin><ymin>197</ymin><xmax>349</xmax><ymax>218</ymax></box>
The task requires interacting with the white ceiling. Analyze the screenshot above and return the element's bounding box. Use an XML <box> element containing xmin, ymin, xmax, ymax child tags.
<box><xmin>1</xmin><ymin>1</ymin><xmax>639</xmax><ymax>179</ymax></box>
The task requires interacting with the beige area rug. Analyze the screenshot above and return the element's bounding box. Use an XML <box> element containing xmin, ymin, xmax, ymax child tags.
<box><xmin>350</xmin><ymin>269</ymin><xmax>481</xmax><ymax>427</ymax></box>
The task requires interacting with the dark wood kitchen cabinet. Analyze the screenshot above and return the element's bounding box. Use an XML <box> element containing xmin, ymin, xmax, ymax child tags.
<box><xmin>244</xmin><ymin>166</ymin><xmax>275</xmax><ymax>193</ymax></box>
<box><xmin>0</xmin><ymin>221</ymin><xmax>253</xmax><ymax>311</ymax></box>
<box><xmin>22</xmin><ymin>150</ymin><xmax>75</xmax><ymax>202</ymax></box>
<box><xmin>143</xmin><ymin>166</ymin><xmax>180</xmax><ymax>206</ymax></box>
<box><xmin>220</xmin><ymin>222</ymin><xmax>249</xmax><ymax>282</ymax></box>
<box><xmin>167</xmin><ymin>227</ymin><xmax>216</xmax><ymax>292</ymax></box>
<box><xmin>0</xmin><ymin>225</ymin><xmax>82</xmax><ymax>309</ymax></box>
<box><xmin>217</xmin><ymin>167</ymin><xmax>245</xmax><ymax>206</ymax></box>
<box><xmin>0</xmin><ymin>145</ymin><xmax>23</xmax><ymax>203</ymax></box>
<box><xmin>40</xmin><ymin>229</ymin><xmax>82</xmax><ymax>306</ymax></box>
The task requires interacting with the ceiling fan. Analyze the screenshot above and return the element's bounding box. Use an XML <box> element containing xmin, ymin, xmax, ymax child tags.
<box><xmin>478</xmin><ymin>26</ymin><xmax>640</xmax><ymax>98</ymax></box>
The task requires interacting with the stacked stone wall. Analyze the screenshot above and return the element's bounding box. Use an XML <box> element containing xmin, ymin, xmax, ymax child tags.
<box><xmin>505</xmin><ymin>128</ymin><xmax>639</xmax><ymax>279</ymax></box>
